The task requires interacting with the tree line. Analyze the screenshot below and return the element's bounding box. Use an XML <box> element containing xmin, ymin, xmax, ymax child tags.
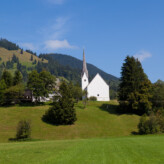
<box><xmin>118</xmin><ymin>56</ymin><xmax>164</xmax><ymax>134</ymax></box>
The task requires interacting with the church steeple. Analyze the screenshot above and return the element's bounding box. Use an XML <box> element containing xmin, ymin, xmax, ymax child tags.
<box><xmin>82</xmin><ymin>49</ymin><xmax>89</xmax><ymax>78</ymax></box>
<box><xmin>81</xmin><ymin>49</ymin><xmax>89</xmax><ymax>90</ymax></box>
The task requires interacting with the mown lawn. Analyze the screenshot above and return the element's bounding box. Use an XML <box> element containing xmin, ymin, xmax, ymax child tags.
<box><xmin>0</xmin><ymin>101</ymin><xmax>140</xmax><ymax>143</ymax></box>
<box><xmin>0</xmin><ymin>135</ymin><xmax>164</xmax><ymax>164</ymax></box>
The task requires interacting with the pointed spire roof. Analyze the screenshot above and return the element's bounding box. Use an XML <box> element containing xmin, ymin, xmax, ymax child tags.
<box><xmin>82</xmin><ymin>49</ymin><xmax>89</xmax><ymax>78</ymax></box>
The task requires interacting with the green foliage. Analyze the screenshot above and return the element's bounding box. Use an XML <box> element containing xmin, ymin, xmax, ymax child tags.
<box><xmin>39</xmin><ymin>70</ymin><xmax>56</xmax><ymax>95</ymax></box>
<box><xmin>138</xmin><ymin>113</ymin><xmax>164</xmax><ymax>134</ymax></box>
<box><xmin>16</xmin><ymin>120</ymin><xmax>31</xmax><ymax>140</ymax></box>
<box><xmin>32</xmin><ymin>59</ymin><xmax>37</xmax><ymax>64</ymax></box>
<box><xmin>68</xmin><ymin>82</ymin><xmax>82</xmax><ymax>102</ymax></box>
<box><xmin>27</xmin><ymin>70</ymin><xmax>55</xmax><ymax>101</ymax></box>
<box><xmin>17</xmin><ymin>62</ymin><xmax>28</xmax><ymax>82</ymax></box>
<box><xmin>39</xmin><ymin>54</ymin><xmax>119</xmax><ymax>86</ymax></box>
<box><xmin>30</xmin><ymin>55</ymin><xmax>33</xmax><ymax>61</ymax></box>
<box><xmin>0</xmin><ymin>79</ymin><xmax>7</xmax><ymax>105</ymax></box>
<box><xmin>118</xmin><ymin>56</ymin><xmax>152</xmax><ymax>115</ymax></box>
<box><xmin>43</xmin><ymin>82</ymin><xmax>77</xmax><ymax>125</ymax></box>
<box><xmin>4</xmin><ymin>84</ymin><xmax>24</xmax><ymax>104</ymax></box>
<box><xmin>151</xmin><ymin>80</ymin><xmax>164</xmax><ymax>110</ymax></box>
<box><xmin>12</xmin><ymin>54</ymin><xmax>19</xmax><ymax>63</ymax></box>
<box><xmin>1</xmin><ymin>70</ymin><xmax>13</xmax><ymax>88</ymax></box>
<box><xmin>25</xmin><ymin>49</ymin><xmax>37</xmax><ymax>56</ymax></box>
<box><xmin>20</xmin><ymin>49</ymin><xmax>23</xmax><ymax>54</ymax></box>
<box><xmin>82</xmin><ymin>90</ymin><xmax>88</xmax><ymax>108</ymax></box>
<box><xmin>109</xmin><ymin>80</ymin><xmax>120</xmax><ymax>99</ymax></box>
<box><xmin>41</xmin><ymin>53</ymin><xmax>119</xmax><ymax>82</ymax></box>
<box><xmin>89</xmin><ymin>96</ymin><xmax>97</xmax><ymax>101</ymax></box>
<box><xmin>6</xmin><ymin>60</ymin><xmax>14</xmax><ymax>69</ymax></box>
<box><xmin>13</xmin><ymin>70</ymin><xmax>23</xmax><ymax>85</ymax></box>
<box><xmin>0</xmin><ymin>38</ymin><xmax>19</xmax><ymax>50</ymax></box>
<box><xmin>27</xmin><ymin>70</ymin><xmax>45</xmax><ymax>101</ymax></box>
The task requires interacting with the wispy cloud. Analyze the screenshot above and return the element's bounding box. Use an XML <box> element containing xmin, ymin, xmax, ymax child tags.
<box><xmin>39</xmin><ymin>17</ymin><xmax>69</xmax><ymax>40</ymax></box>
<box><xmin>19</xmin><ymin>43</ymin><xmax>36</xmax><ymax>51</ymax></box>
<box><xmin>47</xmin><ymin>0</ymin><xmax>65</xmax><ymax>5</ymax></box>
<box><xmin>51</xmin><ymin>17</ymin><xmax>69</xmax><ymax>39</ymax></box>
<box><xmin>44</xmin><ymin>39</ymin><xmax>77</xmax><ymax>50</ymax></box>
<box><xmin>134</xmin><ymin>50</ymin><xmax>152</xmax><ymax>62</ymax></box>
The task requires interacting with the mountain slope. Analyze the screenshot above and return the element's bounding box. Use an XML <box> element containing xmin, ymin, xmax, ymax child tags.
<box><xmin>0</xmin><ymin>47</ymin><xmax>47</xmax><ymax>66</ymax></box>
<box><xmin>40</xmin><ymin>53</ymin><xmax>119</xmax><ymax>82</ymax></box>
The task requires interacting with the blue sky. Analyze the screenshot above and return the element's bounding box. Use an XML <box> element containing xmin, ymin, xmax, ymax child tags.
<box><xmin>0</xmin><ymin>0</ymin><xmax>164</xmax><ymax>82</ymax></box>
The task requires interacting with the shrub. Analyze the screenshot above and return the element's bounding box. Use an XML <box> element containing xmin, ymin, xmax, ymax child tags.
<box><xmin>138</xmin><ymin>114</ymin><xmax>162</xmax><ymax>134</ymax></box>
<box><xmin>89</xmin><ymin>96</ymin><xmax>97</xmax><ymax>101</ymax></box>
<box><xmin>16</xmin><ymin>120</ymin><xmax>31</xmax><ymax>140</ymax></box>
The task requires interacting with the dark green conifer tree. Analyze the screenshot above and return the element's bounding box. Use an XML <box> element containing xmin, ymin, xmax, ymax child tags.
<box><xmin>43</xmin><ymin>81</ymin><xmax>77</xmax><ymax>125</ymax></box>
<box><xmin>118</xmin><ymin>56</ymin><xmax>152</xmax><ymax>114</ymax></box>
<box><xmin>30</xmin><ymin>55</ymin><xmax>33</xmax><ymax>61</ymax></box>
<box><xmin>13</xmin><ymin>70</ymin><xmax>23</xmax><ymax>85</ymax></box>
<box><xmin>0</xmin><ymin>79</ymin><xmax>7</xmax><ymax>105</ymax></box>
<box><xmin>1</xmin><ymin>70</ymin><xmax>13</xmax><ymax>88</ymax></box>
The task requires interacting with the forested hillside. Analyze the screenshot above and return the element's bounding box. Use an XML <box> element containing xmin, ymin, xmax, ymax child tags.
<box><xmin>0</xmin><ymin>38</ymin><xmax>120</xmax><ymax>98</ymax></box>
<box><xmin>39</xmin><ymin>53</ymin><xmax>120</xmax><ymax>98</ymax></box>
<box><xmin>40</xmin><ymin>53</ymin><xmax>118</xmax><ymax>82</ymax></box>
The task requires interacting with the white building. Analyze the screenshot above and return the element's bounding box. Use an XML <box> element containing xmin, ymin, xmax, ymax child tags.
<box><xmin>81</xmin><ymin>50</ymin><xmax>110</xmax><ymax>101</ymax></box>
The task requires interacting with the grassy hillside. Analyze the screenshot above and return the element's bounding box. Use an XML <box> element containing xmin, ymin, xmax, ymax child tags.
<box><xmin>0</xmin><ymin>135</ymin><xmax>164</xmax><ymax>163</ymax></box>
<box><xmin>0</xmin><ymin>47</ymin><xmax>47</xmax><ymax>67</ymax></box>
<box><xmin>0</xmin><ymin>101</ymin><xmax>140</xmax><ymax>143</ymax></box>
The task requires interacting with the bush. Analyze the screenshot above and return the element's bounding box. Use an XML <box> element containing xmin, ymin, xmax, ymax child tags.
<box><xmin>16</xmin><ymin>120</ymin><xmax>31</xmax><ymax>140</ymax></box>
<box><xmin>89</xmin><ymin>96</ymin><xmax>97</xmax><ymax>101</ymax></box>
<box><xmin>138</xmin><ymin>114</ymin><xmax>163</xmax><ymax>134</ymax></box>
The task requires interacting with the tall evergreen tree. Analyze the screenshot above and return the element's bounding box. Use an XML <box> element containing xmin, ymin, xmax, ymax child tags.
<box><xmin>30</xmin><ymin>55</ymin><xmax>33</xmax><ymax>61</ymax></box>
<box><xmin>20</xmin><ymin>49</ymin><xmax>23</xmax><ymax>54</ymax></box>
<box><xmin>118</xmin><ymin>56</ymin><xmax>152</xmax><ymax>114</ymax></box>
<box><xmin>0</xmin><ymin>79</ymin><xmax>7</xmax><ymax>105</ymax></box>
<box><xmin>13</xmin><ymin>70</ymin><xmax>23</xmax><ymax>85</ymax></box>
<box><xmin>1</xmin><ymin>70</ymin><xmax>13</xmax><ymax>88</ymax></box>
<box><xmin>43</xmin><ymin>81</ymin><xmax>77</xmax><ymax>125</ymax></box>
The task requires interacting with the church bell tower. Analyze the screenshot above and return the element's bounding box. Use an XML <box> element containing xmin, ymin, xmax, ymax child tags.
<box><xmin>81</xmin><ymin>49</ymin><xmax>89</xmax><ymax>90</ymax></box>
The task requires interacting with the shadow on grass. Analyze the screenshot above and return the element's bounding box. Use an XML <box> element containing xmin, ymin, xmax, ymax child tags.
<box><xmin>99</xmin><ymin>103</ymin><xmax>134</xmax><ymax>115</ymax></box>
<box><xmin>8</xmin><ymin>138</ymin><xmax>41</xmax><ymax>142</ymax></box>
<box><xmin>131</xmin><ymin>131</ymin><xmax>140</xmax><ymax>135</ymax></box>
<box><xmin>19</xmin><ymin>102</ymin><xmax>53</xmax><ymax>107</ymax></box>
<box><xmin>0</xmin><ymin>102</ymin><xmax>54</xmax><ymax>108</ymax></box>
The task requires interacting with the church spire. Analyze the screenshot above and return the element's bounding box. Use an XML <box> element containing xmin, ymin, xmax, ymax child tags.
<box><xmin>82</xmin><ymin>49</ymin><xmax>88</xmax><ymax>78</ymax></box>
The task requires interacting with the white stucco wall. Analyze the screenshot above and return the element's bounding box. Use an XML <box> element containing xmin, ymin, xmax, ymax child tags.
<box><xmin>82</xmin><ymin>72</ymin><xmax>89</xmax><ymax>90</ymax></box>
<box><xmin>87</xmin><ymin>74</ymin><xmax>110</xmax><ymax>101</ymax></box>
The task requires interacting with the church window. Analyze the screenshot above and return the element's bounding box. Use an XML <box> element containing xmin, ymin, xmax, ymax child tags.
<box><xmin>97</xmin><ymin>94</ymin><xmax>99</xmax><ymax>96</ymax></box>
<box><xmin>84</xmin><ymin>79</ymin><xmax>86</xmax><ymax>82</ymax></box>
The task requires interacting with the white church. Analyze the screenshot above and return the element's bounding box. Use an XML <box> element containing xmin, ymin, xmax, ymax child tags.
<box><xmin>81</xmin><ymin>50</ymin><xmax>110</xmax><ymax>101</ymax></box>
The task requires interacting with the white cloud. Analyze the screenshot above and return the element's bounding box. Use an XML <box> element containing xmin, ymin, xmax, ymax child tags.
<box><xmin>44</xmin><ymin>40</ymin><xmax>77</xmax><ymax>50</ymax></box>
<box><xmin>134</xmin><ymin>51</ymin><xmax>152</xmax><ymax>62</ymax></box>
<box><xmin>19</xmin><ymin>43</ymin><xmax>36</xmax><ymax>51</ymax></box>
<box><xmin>47</xmin><ymin>0</ymin><xmax>65</xmax><ymax>5</ymax></box>
<box><xmin>39</xmin><ymin>17</ymin><xmax>69</xmax><ymax>40</ymax></box>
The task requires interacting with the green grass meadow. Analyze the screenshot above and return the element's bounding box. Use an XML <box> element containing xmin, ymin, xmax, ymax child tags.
<box><xmin>0</xmin><ymin>101</ymin><xmax>164</xmax><ymax>163</ymax></box>
<box><xmin>0</xmin><ymin>135</ymin><xmax>164</xmax><ymax>164</ymax></box>
<box><xmin>0</xmin><ymin>101</ymin><xmax>139</xmax><ymax>143</ymax></box>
